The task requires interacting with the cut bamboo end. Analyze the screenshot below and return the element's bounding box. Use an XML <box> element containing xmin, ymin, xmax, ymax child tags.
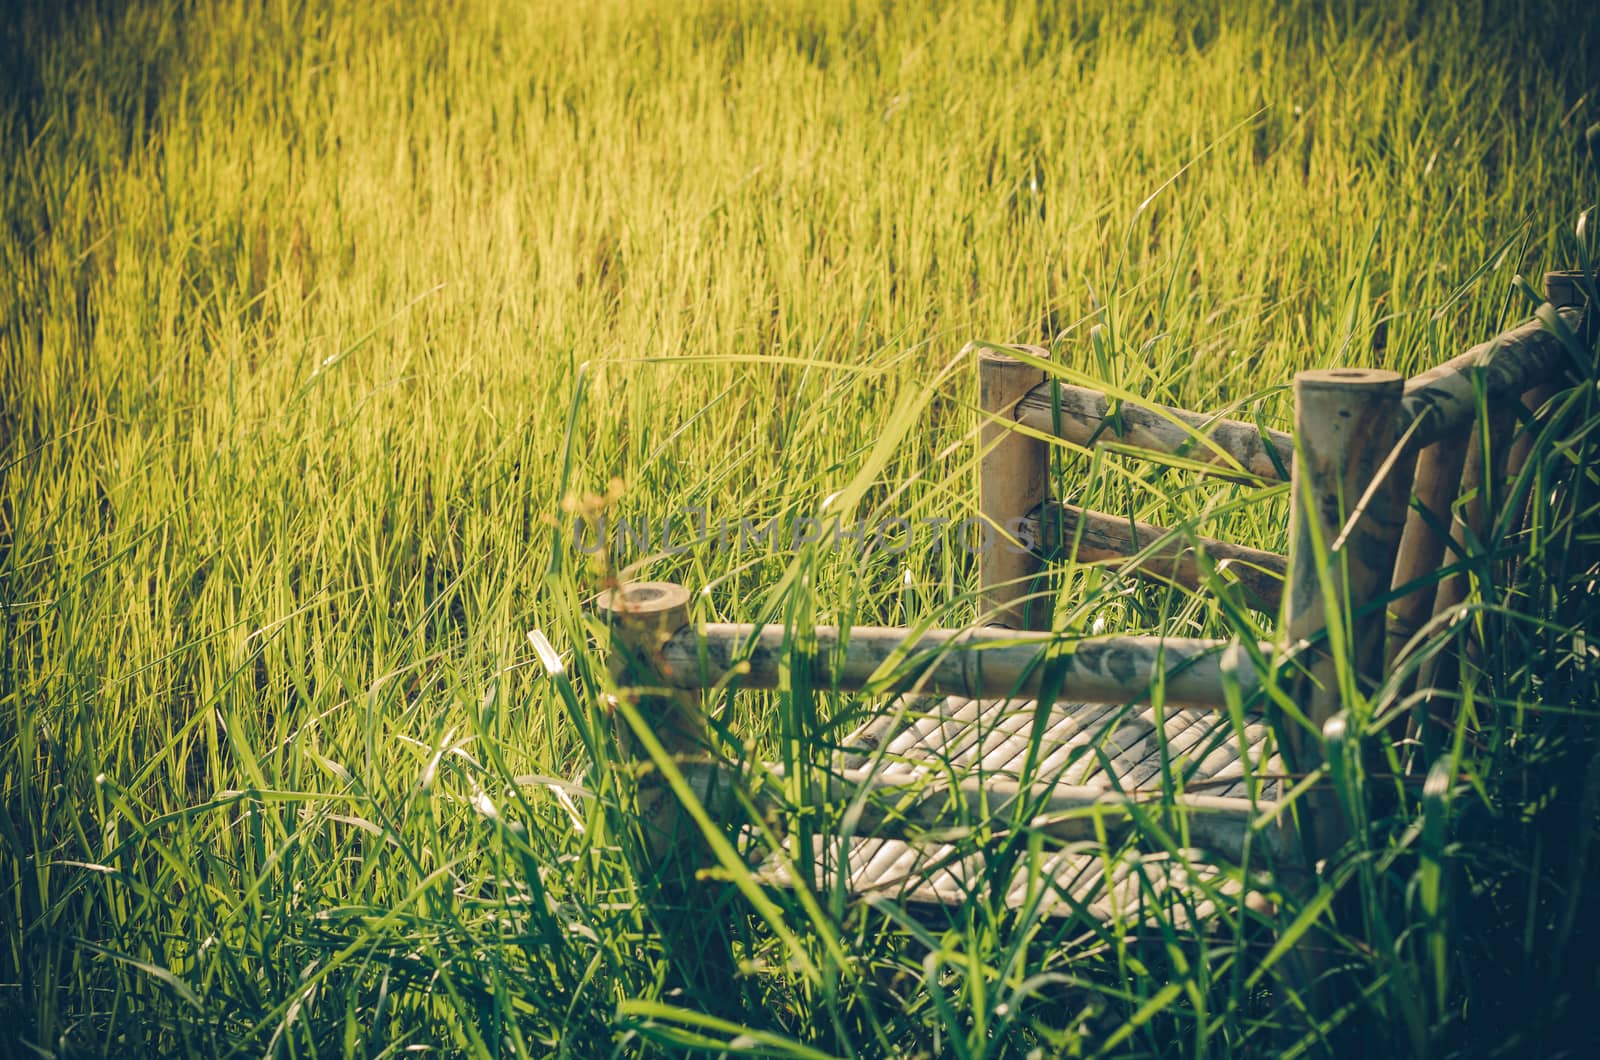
<box><xmin>596</xmin><ymin>580</ymin><xmax>692</xmax><ymax>638</ymax></box>
<box><xmin>1294</xmin><ymin>366</ymin><xmax>1404</xmax><ymax>392</ymax></box>
<box><xmin>1544</xmin><ymin>270</ymin><xmax>1590</xmax><ymax>309</ymax></box>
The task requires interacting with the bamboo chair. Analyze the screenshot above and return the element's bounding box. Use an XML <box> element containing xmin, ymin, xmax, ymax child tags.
<box><xmin>592</xmin><ymin>273</ymin><xmax>1589</xmax><ymax>936</ymax></box>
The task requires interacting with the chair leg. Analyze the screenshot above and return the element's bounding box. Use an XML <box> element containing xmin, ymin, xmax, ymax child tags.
<box><xmin>598</xmin><ymin>583</ymin><xmax>740</xmax><ymax>1008</ymax></box>
<box><xmin>1282</xmin><ymin>368</ymin><xmax>1409</xmax><ymax>1027</ymax></box>
<box><xmin>976</xmin><ymin>344</ymin><xmax>1050</xmax><ymax>630</ymax></box>
<box><xmin>1415</xmin><ymin>405</ymin><xmax>1513</xmax><ymax>763</ymax></box>
<box><xmin>1284</xmin><ymin>368</ymin><xmax>1409</xmax><ymax>858</ymax></box>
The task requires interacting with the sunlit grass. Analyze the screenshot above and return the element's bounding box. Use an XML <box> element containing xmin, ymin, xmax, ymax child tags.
<box><xmin>2</xmin><ymin>0</ymin><xmax>1598</xmax><ymax>1054</ymax></box>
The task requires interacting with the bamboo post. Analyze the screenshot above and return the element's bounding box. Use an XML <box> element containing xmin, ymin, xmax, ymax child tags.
<box><xmin>1504</xmin><ymin>384</ymin><xmax>1556</xmax><ymax>488</ymax></box>
<box><xmin>977</xmin><ymin>344</ymin><xmax>1050</xmax><ymax>629</ymax></box>
<box><xmin>595</xmin><ymin>581</ymin><xmax>736</xmax><ymax>1002</ymax></box>
<box><xmin>598</xmin><ymin>581</ymin><xmax>705</xmax><ymax>775</ymax></box>
<box><xmin>1284</xmin><ymin>368</ymin><xmax>1408</xmax><ymax>864</ymax></box>
<box><xmin>1542</xmin><ymin>269</ymin><xmax>1590</xmax><ymax>314</ymax></box>
<box><xmin>1500</xmin><ymin>272</ymin><xmax>1589</xmax><ymax>587</ymax></box>
<box><xmin>1386</xmin><ymin>436</ymin><xmax>1469</xmax><ymax>678</ymax></box>
<box><xmin>1414</xmin><ymin>404</ymin><xmax>1513</xmax><ymax>759</ymax></box>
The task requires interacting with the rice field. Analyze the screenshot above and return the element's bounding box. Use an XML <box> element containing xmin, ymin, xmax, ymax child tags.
<box><xmin>3</xmin><ymin>0</ymin><xmax>1599</xmax><ymax>1055</ymax></box>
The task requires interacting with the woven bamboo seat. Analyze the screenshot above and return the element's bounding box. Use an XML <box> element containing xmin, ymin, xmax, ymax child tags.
<box><xmin>750</xmin><ymin>694</ymin><xmax>1278</xmax><ymax>922</ymax></box>
<box><xmin>837</xmin><ymin>695</ymin><xmax>1278</xmax><ymax>798</ymax></box>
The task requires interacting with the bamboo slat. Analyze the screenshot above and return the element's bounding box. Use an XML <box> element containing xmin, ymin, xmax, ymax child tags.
<box><xmin>627</xmin><ymin>617</ymin><xmax>1270</xmax><ymax>708</ymax></box>
<box><xmin>1011</xmin><ymin>374</ymin><xmax>1292</xmax><ymax>482</ymax></box>
<box><xmin>1018</xmin><ymin>500</ymin><xmax>1287</xmax><ymax>612</ymax></box>
<box><xmin>679</xmin><ymin>761</ymin><xmax>1282</xmax><ymax>860</ymax></box>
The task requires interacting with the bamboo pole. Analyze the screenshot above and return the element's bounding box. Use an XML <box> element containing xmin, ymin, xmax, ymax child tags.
<box><xmin>977</xmin><ymin>343</ymin><xmax>1050</xmax><ymax>629</ymax></box>
<box><xmin>651</xmin><ymin>617</ymin><xmax>1269</xmax><ymax>708</ymax></box>
<box><xmin>599</xmin><ymin>581</ymin><xmax>707</xmax><ymax>771</ymax></box>
<box><xmin>1011</xmin><ymin>375</ymin><xmax>1293</xmax><ymax>482</ymax></box>
<box><xmin>595</xmin><ymin>581</ymin><xmax>736</xmax><ymax>999</ymax></box>
<box><xmin>1504</xmin><ymin>384</ymin><xmax>1557</xmax><ymax>488</ymax></box>
<box><xmin>1020</xmin><ymin>500</ymin><xmax>1287</xmax><ymax>612</ymax></box>
<box><xmin>1283</xmin><ymin>369</ymin><xmax>1408</xmax><ymax>864</ymax></box>
<box><xmin>1414</xmin><ymin>404</ymin><xmax>1514</xmax><ymax>757</ymax></box>
<box><xmin>1398</xmin><ymin>306</ymin><xmax>1583</xmax><ymax>450</ymax></box>
<box><xmin>1386</xmin><ymin>435</ymin><xmax>1470</xmax><ymax>675</ymax></box>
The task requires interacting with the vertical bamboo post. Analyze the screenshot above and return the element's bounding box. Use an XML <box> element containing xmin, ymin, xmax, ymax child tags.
<box><xmin>1284</xmin><ymin>369</ymin><xmax>1407</xmax><ymax>864</ymax></box>
<box><xmin>1500</xmin><ymin>272</ymin><xmax>1588</xmax><ymax>585</ymax></box>
<box><xmin>976</xmin><ymin>344</ymin><xmax>1050</xmax><ymax>629</ymax></box>
<box><xmin>1414</xmin><ymin>403</ymin><xmax>1513</xmax><ymax>758</ymax></box>
<box><xmin>597</xmin><ymin>581</ymin><xmax>719</xmax><ymax>860</ymax></box>
<box><xmin>1386</xmin><ymin>437</ymin><xmax>1469</xmax><ymax>676</ymax></box>
<box><xmin>1504</xmin><ymin>384</ymin><xmax>1556</xmax><ymax>488</ymax></box>
<box><xmin>596</xmin><ymin>581</ymin><xmax>736</xmax><ymax>1001</ymax></box>
<box><xmin>598</xmin><ymin>581</ymin><xmax>704</xmax><ymax>777</ymax></box>
<box><xmin>1542</xmin><ymin>269</ymin><xmax>1589</xmax><ymax>313</ymax></box>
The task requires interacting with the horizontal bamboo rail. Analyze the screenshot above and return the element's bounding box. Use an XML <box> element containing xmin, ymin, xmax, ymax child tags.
<box><xmin>599</xmin><ymin>583</ymin><xmax>1271</xmax><ymax>708</ymax></box>
<box><xmin>1396</xmin><ymin>305</ymin><xmax>1583</xmax><ymax>449</ymax></box>
<box><xmin>1011</xmin><ymin>372</ymin><xmax>1293</xmax><ymax>482</ymax></box>
<box><xmin>674</xmin><ymin>761</ymin><xmax>1283</xmax><ymax>860</ymax></box>
<box><xmin>990</xmin><ymin>305</ymin><xmax>1581</xmax><ymax>491</ymax></box>
<box><xmin>1017</xmin><ymin>500</ymin><xmax>1287</xmax><ymax>612</ymax></box>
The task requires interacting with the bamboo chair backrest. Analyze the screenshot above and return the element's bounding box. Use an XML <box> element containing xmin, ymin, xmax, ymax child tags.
<box><xmin>974</xmin><ymin>272</ymin><xmax>1588</xmax><ymax>813</ymax></box>
<box><xmin>979</xmin><ymin>274</ymin><xmax>1586</xmax><ymax>654</ymax></box>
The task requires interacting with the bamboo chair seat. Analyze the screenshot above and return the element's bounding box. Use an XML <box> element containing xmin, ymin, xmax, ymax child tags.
<box><xmin>750</xmin><ymin>694</ymin><xmax>1278</xmax><ymax>922</ymax></box>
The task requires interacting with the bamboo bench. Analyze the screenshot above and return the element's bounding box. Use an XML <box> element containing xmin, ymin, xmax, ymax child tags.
<box><xmin>590</xmin><ymin>272</ymin><xmax>1590</xmax><ymax>939</ymax></box>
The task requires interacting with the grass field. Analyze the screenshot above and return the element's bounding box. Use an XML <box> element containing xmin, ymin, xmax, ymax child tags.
<box><xmin>4</xmin><ymin>0</ymin><xmax>1600</xmax><ymax>1055</ymax></box>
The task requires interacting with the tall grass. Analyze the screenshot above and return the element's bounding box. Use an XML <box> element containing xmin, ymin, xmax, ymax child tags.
<box><xmin>2</xmin><ymin>0</ymin><xmax>1598</xmax><ymax>1054</ymax></box>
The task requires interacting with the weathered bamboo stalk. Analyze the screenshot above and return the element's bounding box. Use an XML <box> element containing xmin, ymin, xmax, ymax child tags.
<box><xmin>677</xmin><ymin>761</ymin><xmax>1284</xmax><ymax>861</ymax></box>
<box><xmin>1414</xmin><ymin>405</ymin><xmax>1514</xmax><ymax>752</ymax></box>
<box><xmin>1386</xmin><ymin>435</ymin><xmax>1470</xmax><ymax>673</ymax></box>
<box><xmin>599</xmin><ymin>582</ymin><xmax>708</xmax><ymax>768</ymax></box>
<box><xmin>977</xmin><ymin>344</ymin><xmax>1051</xmax><ymax>629</ymax></box>
<box><xmin>595</xmin><ymin>581</ymin><xmax>734</xmax><ymax>997</ymax></box>
<box><xmin>1284</xmin><ymin>369</ymin><xmax>1409</xmax><ymax>862</ymax></box>
<box><xmin>1018</xmin><ymin>500</ymin><xmax>1287</xmax><ymax>612</ymax></box>
<box><xmin>1398</xmin><ymin>305</ymin><xmax>1583</xmax><ymax>450</ymax></box>
<box><xmin>1011</xmin><ymin>374</ymin><xmax>1293</xmax><ymax>482</ymax></box>
<box><xmin>1503</xmin><ymin>274</ymin><xmax>1591</xmax><ymax>536</ymax></box>
<box><xmin>1504</xmin><ymin>384</ymin><xmax>1557</xmax><ymax>488</ymax></box>
<box><xmin>640</xmin><ymin>615</ymin><xmax>1268</xmax><ymax>708</ymax></box>
<box><xmin>1542</xmin><ymin>269</ymin><xmax>1592</xmax><ymax>313</ymax></box>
